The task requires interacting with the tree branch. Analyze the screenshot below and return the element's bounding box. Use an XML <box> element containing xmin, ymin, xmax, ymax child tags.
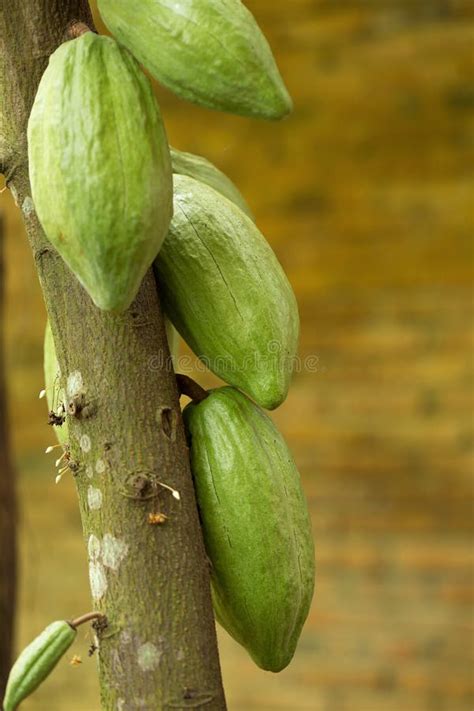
<box><xmin>0</xmin><ymin>2</ymin><xmax>226</xmax><ymax>709</ymax></box>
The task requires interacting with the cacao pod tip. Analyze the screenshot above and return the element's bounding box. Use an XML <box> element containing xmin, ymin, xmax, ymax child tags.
<box><xmin>265</xmin><ymin>86</ymin><xmax>294</xmax><ymax>122</ymax></box>
<box><xmin>86</xmin><ymin>278</ymin><xmax>140</xmax><ymax>313</ymax></box>
<box><xmin>246</xmin><ymin>373</ymin><xmax>292</xmax><ymax>411</ymax></box>
<box><xmin>91</xmin><ymin>292</ymin><xmax>130</xmax><ymax>314</ymax></box>
<box><xmin>255</xmin><ymin>389</ymin><xmax>287</xmax><ymax>411</ymax></box>
<box><xmin>251</xmin><ymin>644</ymin><xmax>295</xmax><ymax>673</ymax></box>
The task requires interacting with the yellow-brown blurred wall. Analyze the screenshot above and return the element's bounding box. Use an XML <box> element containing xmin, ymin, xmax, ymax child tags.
<box><xmin>1</xmin><ymin>1</ymin><xmax>473</xmax><ymax>709</ymax></box>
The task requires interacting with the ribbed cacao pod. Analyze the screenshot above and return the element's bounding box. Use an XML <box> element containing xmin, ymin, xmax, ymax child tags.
<box><xmin>97</xmin><ymin>0</ymin><xmax>292</xmax><ymax>120</ymax></box>
<box><xmin>155</xmin><ymin>175</ymin><xmax>299</xmax><ymax>410</ymax></box>
<box><xmin>170</xmin><ymin>147</ymin><xmax>253</xmax><ymax>219</ymax></box>
<box><xmin>44</xmin><ymin>321</ymin><xmax>68</xmax><ymax>447</ymax></box>
<box><xmin>28</xmin><ymin>32</ymin><xmax>172</xmax><ymax>312</ymax></box>
<box><xmin>183</xmin><ymin>387</ymin><xmax>315</xmax><ymax>672</ymax></box>
<box><xmin>3</xmin><ymin>621</ymin><xmax>76</xmax><ymax>711</ymax></box>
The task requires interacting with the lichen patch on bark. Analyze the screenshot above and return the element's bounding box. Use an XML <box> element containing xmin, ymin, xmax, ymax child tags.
<box><xmin>80</xmin><ymin>434</ymin><xmax>91</xmax><ymax>452</ymax></box>
<box><xmin>67</xmin><ymin>370</ymin><xmax>83</xmax><ymax>397</ymax></box>
<box><xmin>89</xmin><ymin>560</ymin><xmax>107</xmax><ymax>601</ymax></box>
<box><xmin>88</xmin><ymin>486</ymin><xmax>103</xmax><ymax>510</ymax></box>
<box><xmin>88</xmin><ymin>534</ymin><xmax>101</xmax><ymax>560</ymax></box>
<box><xmin>137</xmin><ymin>642</ymin><xmax>162</xmax><ymax>672</ymax></box>
<box><xmin>22</xmin><ymin>196</ymin><xmax>35</xmax><ymax>215</ymax></box>
<box><xmin>96</xmin><ymin>458</ymin><xmax>106</xmax><ymax>474</ymax></box>
<box><xmin>102</xmin><ymin>533</ymin><xmax>128</xmax><ymax>571</ymax></box>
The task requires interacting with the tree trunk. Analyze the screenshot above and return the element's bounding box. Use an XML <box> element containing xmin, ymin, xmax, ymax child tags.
<box><xmin>0</xmin><ymin>3</ymin><xmax>226</xmax><ymax>709</ymax></box>
<box><xmin>0</xmin><ymin>212</ymin><xmax>16</xmax><ymax>699</ymax></box>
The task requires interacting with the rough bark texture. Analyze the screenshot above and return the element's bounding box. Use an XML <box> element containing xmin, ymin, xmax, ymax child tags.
<box><xmin>0</xmin><ymin>212</ymin><xmax>16</xmax><ymax>699</ymax></box>
<box><xmin>0</xmin><ymin>3</ymin><xmax>226</xmax><ymax>709</ymax></box>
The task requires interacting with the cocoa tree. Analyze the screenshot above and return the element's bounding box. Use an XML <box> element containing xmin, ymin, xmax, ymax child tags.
<box><xmin>0</xmin><ymin>2</ymin><xmax>314</xmax><ymax>709</ymax></box>
<box><xmin>0</xmin><ymin>3</ymin><xmax>225</xmax><ymax>708</ymax></box>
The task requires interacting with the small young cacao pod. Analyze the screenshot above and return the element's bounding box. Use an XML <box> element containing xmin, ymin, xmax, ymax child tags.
<box><xmin>170</xmin><ymin>147</ymin><xmax>253</xmax><ymax>219</ymax></box>
<box><xmin>28</xmin><ymin>32</ymin><xmax>172</xmax><ymax>312</ymax></box>
<box><xmin>44</xmin><ymin>321</ymin><xmax>68</xmax><ymax>446</ymax></box>
<box><xmin>3</xmin><ymin>621</ymin><xmax>76</xmax><ymax>711</ymax></box>
<box><xmin>97</xmin><ymin>0</ymin><xmax>292</xmax><ymax>120</ymax></box>
<box><xmin>154</xmin><ymin>175</ymin><xmax>299</xmax><ymax>410</ymax></box>
<box><xmin>183</xmin><ymin>387</ymin><xmax>315</xmax><ymax>672</ymax></box>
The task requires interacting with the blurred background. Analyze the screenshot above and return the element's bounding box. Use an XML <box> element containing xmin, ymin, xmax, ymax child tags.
<box><xmin>0</xmin><ymin>0</ymin><xmax>473</xmax><ymax>709</ymax></box>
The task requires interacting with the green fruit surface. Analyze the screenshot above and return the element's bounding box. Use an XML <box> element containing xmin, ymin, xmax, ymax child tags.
<box><xmin>44</xmin><ymin>321</ymin><xmax>68</xmax><ymax>447</ymax></box>
<box><xmin>3</xmin><ymin>621</ymin><xmax>76</xmax><ymax>711</ymax></box>
<box><xmin>170</xmin><ymin>147</ymin><xmax>253</xmax><ymax>219</ymax></box>
<box><xmin>97</xmin><ymin>0</ymin><xmax>292</xmax><ymax>119</ymax></box>
<box><xmin>155</xmin><ymin>175</ymin><xmax>299</xmax><ymax>410</ymax></box>
<box><xmin>183</xmin><ymin>387</ymin><xmax>315</xmax><ymax>672</ymax></box>
<box><xmin>28</xmin><ymin>32</ymin><xmax>172</xmax><ymax>312</ymax></box>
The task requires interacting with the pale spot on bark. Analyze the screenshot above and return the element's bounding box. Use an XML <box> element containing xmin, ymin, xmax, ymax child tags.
<box><xmin>96</xmin><ymin>458</ymin><xmax>106</xmax><ymax>474</ymax></box>
<box><xmin>67</xmin><ymin>371</ymin><xmax>83</xmax><ymax>397</ymax></box>
<box><xmin>22</xmin><ymin>196</ymin><xmax>35</xmax><ymax>216</ymax></box>
<box><xmin>117</xmin><ymin>700</ymin><xmax>125</xmax><ymax>711</ymax></box>
<box><xmin>86</xmin><ymin>465</ymin><xmax>94</xmax><ymax>479</ymax></box>
<box><xmin>120</xmin><ymin>630</ymin><xmax>132</xmax><ymax>645</ymax></box>
<box><xmin>88</xmin><ymin>534</ymin><xmax>101</xmax><ymax>561</ymax></box>
<box><xmin>87</xmin><ymin>486</ymin><xmax>103</xmax><ymax>511</ymax></box>
<box><xmin>137</xmin><ymin>642</ymin><xmax>161</xmax><ymax>671</ymax></box>
<box><xmin>176</xmin><ymin>648</ymin><xmax>185</xmax><ymax>661</ymax></box>
<box><xmin>80</xmin><ymin>434</ymin><xmax>91</xmax><ymax>452</ymax></box>
<box><xmin>89</xmin><ymin>561</ymin><xmax>107</xmax><ymax>601</ymax></box>
<box><xmin>102</xmin><ymin>533</ymin><xmax>128</xmax><ymax>571</ymax></box>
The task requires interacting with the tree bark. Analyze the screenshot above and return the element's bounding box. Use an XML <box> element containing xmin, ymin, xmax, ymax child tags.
<box><xmin>0</xmin><ymin>3</ymin><xmax>226</xmax><ymax>710</ymax></box>
<box><xmin>0</xmin><ymin>212</ymin><xmax>16</xmax><ymax>699</ymax></box>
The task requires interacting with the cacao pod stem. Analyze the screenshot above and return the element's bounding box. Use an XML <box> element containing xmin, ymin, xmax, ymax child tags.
<box><xmin>65</xmin><ymin>21</ymin><xmax>92</xmax><ymax>39</ymax></box>
<box><xmin>176</xmin><ymin>374</ymin><xmax>209</xmax><ymax>404</ymax></box>
<box><xmin>69</xmin><ymin>612</ymin><xmax>107</xmax><ymax>629</ymax></box>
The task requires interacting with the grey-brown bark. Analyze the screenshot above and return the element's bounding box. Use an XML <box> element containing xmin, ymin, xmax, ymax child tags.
<box><xmin>0</xmin><ymin>2</ymin><xmax>226</xmax><ymax>709</ymax></box>
<box><xmin>0</xmin><ymin>212</ymin><xmax>16</xmax><ymax>699</ymax></box>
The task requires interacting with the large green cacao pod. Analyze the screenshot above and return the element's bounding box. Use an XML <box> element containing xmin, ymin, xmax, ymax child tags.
<box><xmin>97</xmin><ymin>0</ymin><xmax>292</xmax><ymax>120</ymax></box>
<box><xmin>3</xmin><ymin>621</ymin><xmax>76</xmax><ymax>711</ymax></box>
<box><xmin>154</xmin><ymin>175</ymin><xmax>299</xmax><ymax>410</ymax></box>
<box><xmin>28</xmin><ymin>32</ymin><xmax>172</xmax><ymax>312</ymax></box>
<box><xmin>170</xmin><ymin>147</ymin><xmax>253</xmax><ymax>219</ymax></box>
<box><xmin>183</xmin><ymin>387</ymin><xmax>315</xmax><ymax>672</ymax></box>
<box><xmin>44</xmin><ymin>322</ymin><xmax>68</xmax><ymax>447</ymax></box>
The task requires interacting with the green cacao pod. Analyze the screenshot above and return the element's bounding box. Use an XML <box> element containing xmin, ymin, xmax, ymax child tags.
<box><xmin>97</xmin><ymin>0</ymin><xmax>292</xmax><ymax>120</ymax></box>
<box><xmin>3</xmin><ymin>621</ymin><xmax>76</xmax><ymax>711</ymax></box>
<box><xmin>44</xmin><ymin>321</ymin><xmax>68</xmax><ymax>447</ymax></box>
<box><xmin>154</xmin><ymin>175</ymin><xmax>299</xmax><ymax>410</ymax></box>
<box><xmin>183</xmin><ymin>387</ymin><xmax>315</xmax><ymax>672</ymax></box>
<box><xmin>170</xmin><ymin>147</ymin><xmax>253</xmax><ymax>219</ymax></box>
<box><xmin>28</xmin><ymin>32</ymin><xmax>172</xmax><ymax>312</ymax></box>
